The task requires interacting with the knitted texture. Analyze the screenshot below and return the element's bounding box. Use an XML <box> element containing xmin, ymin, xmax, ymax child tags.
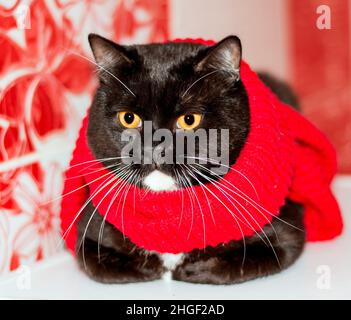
<box><xmin>60</xmin><ymin>39</ymin><xmax>343</xmax><ymax>254</ymax></box>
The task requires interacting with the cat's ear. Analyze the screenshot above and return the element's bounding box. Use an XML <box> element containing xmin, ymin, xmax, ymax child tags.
<box><xmin>88</xmin><ymin>33</ymin><xmax>133</xmax><ymax>69</ymax></box>
<box><xmin>195</xmin><ymin>36</ymin><xmax>241</xmax><ymax>80</ymax></box>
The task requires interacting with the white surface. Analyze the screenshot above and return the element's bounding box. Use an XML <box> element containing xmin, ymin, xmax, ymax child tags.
<box><xmin>0</xmin><ymin>176</ymin><xmax>350</xmax><ymax>300</ymax></box>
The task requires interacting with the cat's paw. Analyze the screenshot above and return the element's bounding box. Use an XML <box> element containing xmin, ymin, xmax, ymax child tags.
<box><xmin>77</xmin><ymin>239</ymin><xmax>165</xmax><ymax>283</ymax></box>
<box><xmin>172</xmin><ymin>256</ymin><xmax>239</xmax><ymax>285</ymax></box>
<box><xmin>172</xmin><ymin>248</ymin><xmax>281</xmax><ymax>285</ymax></box>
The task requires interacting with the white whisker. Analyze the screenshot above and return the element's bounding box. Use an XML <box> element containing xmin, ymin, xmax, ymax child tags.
<box><xmin>96</xmin><ymin>169</ymin><xmax>135</xmax><ymax>261</ymax></box>
<box><xmin>192</xmin><ymin>162</ymin><xmax>278</xmax><ymax>240</ymax></box>
<box><xmin>186</xmin><ymin>156</ymin><xmax>302</xmax><ymax>232</ymax></box>
<box><xmin>179</xmin><ymin>165</ymin><xmax>247</xmax><ymax>267</ymax></box>
<box><xmin>79</xmin><ymin>168</ymin><xmax>135</xmax><ymax>270</ymax></box>
<box><xmin>180</xmin><ymin>165</ymin><xmax>206</xmax><ymax>249</ymax></box>
<box><xmin>189</xmin><ymin>165</ymin><xmax>281</xmax><ymax>268</ymax></box>
<box><xmin>120</xmin><ymin>169</ymin><xmax>141</xmax><ymax>239</ymax></box>
<box><xmin>44</xmin><ymin>160</ymin><xmax>128</xmax><ymax>206</ymax></box>
<box><xmin>174</xmin><ymin>169</ymin><xmax>185</xmax><ymax>228</ymax></box>
<box><xmin>58</xmin><ymin>164</ymin><xmax>131</xmax><ymax>249</ymax></box>
<box><xmin>182</xmin><ymin>70</ymin><xmax>220</xmax><ymax>98</ymax></box>
<box><xmin>178</xmin><ymin>167</ymin><xmax>195</xmax><ymax>239</ymax></box>
<box><xmin>69</xmin><ymin>51</ymin><xmax>136</xmax><ymax>97</ymax></box>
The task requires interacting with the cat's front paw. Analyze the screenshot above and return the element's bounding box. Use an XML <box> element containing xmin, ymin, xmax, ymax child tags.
<box><xmin>77</xmin><ymin>239</ymin><xmax>165</xmax><ymax>283</ymax></box>
<box><xmin>172</xmin><ymin>256</ymin><xmax>238</xmax><ymax>285</ymax></box>
<box><xmin>172</xmin><ymin>245</ymin><xmax>288</xmax><ymax>285</ymax></box>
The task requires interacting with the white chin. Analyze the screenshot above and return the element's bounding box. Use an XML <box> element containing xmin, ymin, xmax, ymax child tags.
<box><xmin>143</xmin><ymin>169</ymin><xmax>177</xmax><ymax>192</ymax></box>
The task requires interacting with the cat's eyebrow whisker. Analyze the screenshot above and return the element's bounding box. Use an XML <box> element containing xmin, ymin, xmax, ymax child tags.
<box><xmin>69</xmin><ymin>50</ymin><xmax>136</xmax><ymax>97</ymax></box>
<box><xmin>181</xmin><ymin>70</ymin><xmax>220</xmax><ymax>98</ymax></box>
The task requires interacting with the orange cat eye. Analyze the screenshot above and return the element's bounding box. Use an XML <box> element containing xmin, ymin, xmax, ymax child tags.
<box><xmin>117</xmin><ymin>111</ymin><xmax>142</xmax><ymax>129</ymax></box>
<box><xmin>176</xmin><ymin>113</ymin><xmax>202</xmax><ymax>130</ymax></box>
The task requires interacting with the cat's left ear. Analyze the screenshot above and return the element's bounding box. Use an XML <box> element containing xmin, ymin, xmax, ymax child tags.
<box><xmin>88</xmin><ymin>33</ymin><xmax>133</xmax><ymax>69</ymax></box>
<box><xmin>195</xmin><ymin>36</ymin><xmax>241</xmax><ymax>80</ymax></box>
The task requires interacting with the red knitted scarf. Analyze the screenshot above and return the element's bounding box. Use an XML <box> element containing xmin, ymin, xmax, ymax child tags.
<box><xmin>60</xmin><ymin>39</ymin><xmax>343</xmax><ymax>254</ymax></box>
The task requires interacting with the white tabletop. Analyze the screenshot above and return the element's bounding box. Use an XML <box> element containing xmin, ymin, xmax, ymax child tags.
<box><xmin>1</xmin><ymin>176</ymin><xmax>350</xmax><ymax>300</ymax></box>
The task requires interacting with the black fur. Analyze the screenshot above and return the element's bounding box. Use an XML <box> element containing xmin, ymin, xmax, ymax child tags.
<box><xmin>75</xmin><ymin>34</ymin><xmax>305</xmax><ymax>284</ymax></box>
<box><xmin>86</xmin><ymin>35</ymin><xmax>249</xmax><ymax>185</ymax></box>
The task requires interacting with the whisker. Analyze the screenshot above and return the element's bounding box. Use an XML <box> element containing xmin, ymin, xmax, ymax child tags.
<box><xmin>59</xmin><ymin>164</ymin><xmax>131</xmax><ymax>247</ymax></box>
<box><xmin>69</xmin><ymin>51</ymin><xmax>136</xmax><ymax>97</ymax></box>
<box><xmin>185</xmin><ymin>155</ymin><xmax>259</xmax><ymax>199</ymax></box>
<box><xmin>79</xmin><ymin>168</ymin><xmax>135</xmax><ymax>269</ymax></box>
<box><xmin>178</xmin><ymin>167</ymin><xmax>195</xmax><ymax>239</ymax></box>
<box><xmin>192</xmin><ymin>162</ymin><xmax>279</xmax><ymax>240</ymax></box>
<box><xmin>66</xmin><ymin>162</ymin><xmax>122</xmax><ymax>180</ymax></box>
<box><xmin>187</xmin><ymin>157</ymin><xmax>302</xmax><ymax>232</ymax></box>
<box><xmin>120</xmin><ymin>169</ymin><xmax>141</xmax><ymax>239</ymax></box>
<box><xmin>44</xmin><ymin>162</ymin><xmax>129</xmax><ymax>206</ymax></box>
<box><xmin>182</xmin><ymin>70</ymin><xmax>220</xmax><ymax>98</ymax></box>
<box><xmin>189</xmin><ymin>165</ymin><xmax>270</xmax><ymax>243</ymax></box>
<box><xmin>97</xmin><ymin>170</ymin><xmax>135</xmax><ymax>260</ymax></box>
<box><xmin>66</xmin><ymin>156</ymin><xmax>128</xmax><ymax>170</ymax></box>
<box><xmin>174</xmin><ymin>169</ymin><xmax>185</xmax><ymax>228</ymax></box>
<box><xmin>180</xmin><ymin>165</ymin><xmax>206</xmax><ymax>249</ymax></box>
<box><xmin>76</xmin><ymin>156</ymin><xmax>129</xmax><ymax>173</ymax></box>
<box><xmin>179</xmin><ymin>164</ymin><xmax>248</xmax><ymax>268</ymax></box>
<box><xmin>218</xmin><ymin>171</ymin><xmax>299</xmax><ymax>232</ymax></box>
<box><xmin>190</xmin><ymin>165</ymin><xmax>281</xmax><ymax>268</ymax></box>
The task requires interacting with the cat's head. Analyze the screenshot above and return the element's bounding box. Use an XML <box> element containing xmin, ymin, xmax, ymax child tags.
<box><xmin>87</xmin><ymin>34</ymin><xmax>249</xmax><ymax>191</ymax></box>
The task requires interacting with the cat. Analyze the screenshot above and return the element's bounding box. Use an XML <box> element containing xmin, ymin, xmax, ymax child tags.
<box><xmin>75</xmin><ymin>34</ymin><xmax>305</xmax><ymax>284</ymax></box>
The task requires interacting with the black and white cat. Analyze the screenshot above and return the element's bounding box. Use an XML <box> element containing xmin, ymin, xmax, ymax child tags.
<box><xmin>76</xmin><ymin>34</ymin><xmax>305</xmax><ymax>284</ymax></box>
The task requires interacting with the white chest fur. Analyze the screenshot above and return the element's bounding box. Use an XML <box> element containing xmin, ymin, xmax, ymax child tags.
<box><xmin>160</xmin><ymin>253</ymin><xmax>184</xmax><ymax>271</ymax></box>
<box><xmin>143</xmin><ymin>170</ymin><xmax>177</xmax><ymax>191</ymax></box>
<box><xmin>159</xmin><ymin>253</ymin><xmax>184</xmax><ymax>281</ymax></box>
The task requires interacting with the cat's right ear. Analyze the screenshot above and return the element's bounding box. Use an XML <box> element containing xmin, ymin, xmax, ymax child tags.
<box><xmin>195</xmin><ymin>36</ymin><xmax>242</xmax><ymax>80</ymax></box>
<box><xmin>88</xmin><ymin>33</ymin><xmax>133</xmax><ymax>70</ymax></box>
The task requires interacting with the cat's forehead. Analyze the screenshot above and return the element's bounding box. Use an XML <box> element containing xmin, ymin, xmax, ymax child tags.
<box><xmin>130</xmin><ymin>42</ymin><xmax>206</xmax><ymax>79</ymax></box>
